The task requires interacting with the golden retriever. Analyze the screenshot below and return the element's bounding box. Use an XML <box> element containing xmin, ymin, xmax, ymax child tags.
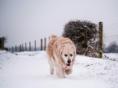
<box><xmin>46</xmin><ymin>35</ymin><xmax>76</xmax><ymax>78</ymax></box>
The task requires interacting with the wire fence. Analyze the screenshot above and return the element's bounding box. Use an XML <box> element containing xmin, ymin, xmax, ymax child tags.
<box><xmin>8</xmin><ymin>38</ymin><xmax>48</xmax><ymax>52</ymax></box>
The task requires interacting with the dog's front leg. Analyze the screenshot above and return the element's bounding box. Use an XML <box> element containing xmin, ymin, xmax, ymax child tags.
<box><xmin>54</xmin><ymin>56</ymin><xmax>65</xmax><ymax>78</ymax></box>
<box><xmin>56</xmin><ymin>65</ymin><xmax>65</xmax><ymax>78</ymax></box>
<box><xmin>48</xmin><ymin>59</ymin><xmax>54</xmax><ymax>75</ymax></box>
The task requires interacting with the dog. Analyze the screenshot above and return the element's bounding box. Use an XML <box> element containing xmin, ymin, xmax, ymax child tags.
<box><xmin>46</xmin><ymin>35</ymin><xmax>76</xmax><ymax>78</ymax></box>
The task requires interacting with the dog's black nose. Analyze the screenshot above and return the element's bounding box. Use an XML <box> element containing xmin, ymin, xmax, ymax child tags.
<box><xmin>67</xmin><ymin>59</ymin><xmax>71</xmax><ymax>64</ymax></box>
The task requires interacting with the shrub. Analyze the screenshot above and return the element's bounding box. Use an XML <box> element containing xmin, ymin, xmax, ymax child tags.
<box><xmin>63</xmin><ymin>20</ymin><xmax>98</xmax><ymax>56</ymax></box>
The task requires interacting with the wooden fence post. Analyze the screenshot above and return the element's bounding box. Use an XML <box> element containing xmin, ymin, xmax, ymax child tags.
<box><xmin>40</xmin><ymin>38</ymin><xmax>43</xmax><ymax>50</ymax></box>
<box><xmin>44</xmin><ymin>38</ymin><xmax>46</xmax><ymax>50</ymax></box>
<box><xmin>22</xmin><ymin>44</ymin><xmax>24</xmax><ymax>51</ymax></box>
<box><xmin>19</xmin><ymin>45</ymin><xmax>21</xmax><ymax>52</ymax></box>
<box><xmin>11</xmin><ymin>46</ymin><xmax>14</xmax><ymax>52</ymax></box>
<box><xmin>15</xmin><ymin>45</ymin><xmax>17</xmax><ymax>52</ymax></box>
<box><xmin>98</xmin><ymin>22</ymin><xmax>103</xmax><ymax>58</ymax></box>
<box><xmin>21</xmin><ymin>44</ymin><xmax>23</xmax><ymax>51</ymax></box>
<box><xmin>25</xmin><ymin>42</ymin><xmax>27</xmax><ymax>51</ymax></box>
<box><xmin>29</xmin><ymin>42</ymin><xmax>31</xmax><ymax>51</ymax></box>
<box><xmin>34</xmin><ymin>40</ymin><xmax>36</xmax><ymax>51</ymax></box>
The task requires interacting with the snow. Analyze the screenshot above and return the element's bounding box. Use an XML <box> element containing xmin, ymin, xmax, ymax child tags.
<box><xmin>0</xmin><ymin>50</ymin><xmax>118</xmax><ymax>88</ymax></box>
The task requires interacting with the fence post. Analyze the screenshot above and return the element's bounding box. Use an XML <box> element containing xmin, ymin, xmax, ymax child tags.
<box><xmin>19</xmin><ymin>45</ymin><xmax>22</xmax><ymax>52</ymax></box>
<box><xmin>29</xmin><ymin>42</ymin><xmax>31</xmax><ymax>51</ymax></box>
<box><xmin>22</xmin><ymin>44</ymin><xmax>24</xmax><ymax>51</ymax></box>
<box><xmin>98</xmin><ymin>22</ymin><xmax>103</xmax><ymax>58</ymax></box>
<box><xmin>44</xmin><ymin>38</ymin><xmax>46</xmax><ymax>50</ymax></box>
<box><xmin>15</xmin><ymin>45</ymin><xmax>17</xmax><ymax>52</ymax></box>
<box><xmin>21</xmin><ymin>44</ymin><xmax>23</xmax><ymax>51</ymax></box>
<box><xmin>11</xmin><ymin>46</ymin><xmax>14</xmax><ymax>52</ymax></box>
<box><xmin>25</xmin><ymin>42</ymin><xmax>27</xmax><ymax>51</ymax></box>
<box><xmin>40</xmin><ymin>38</ymin><xmax>43</xmax><ymax>50</ymax></box>
<box><xmin>34</xmin><ymin>40</ymin><xmax>36</xmax><ymax>51</ymax></box>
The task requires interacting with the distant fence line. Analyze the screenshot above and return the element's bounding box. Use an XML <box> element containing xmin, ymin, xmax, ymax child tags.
<box><xmin>8</xmin><ymin>37</ymin><xmax>48</xmax><ymax>52</ymax></box>
<box><xmin>6</xmin><ymin>21</ymin><xmax>104</xmax><ymax>58</ymax></box>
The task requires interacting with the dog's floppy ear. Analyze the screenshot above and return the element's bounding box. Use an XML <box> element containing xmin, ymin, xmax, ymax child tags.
<box><xmin>54</xmin><ymin>42</ymin><xmax>62</xmax><ymax>59</ymax></box>
<box><xmin>56</xmin><ymin>43</ymin><xmax>65</xmax><ymax>64</ymax></box>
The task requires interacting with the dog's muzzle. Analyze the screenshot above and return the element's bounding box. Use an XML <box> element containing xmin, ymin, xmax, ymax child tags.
<box><xmin>66</xmin><ymin>59</ymin><xmax>71</xmax><ymax>66</ymax></box>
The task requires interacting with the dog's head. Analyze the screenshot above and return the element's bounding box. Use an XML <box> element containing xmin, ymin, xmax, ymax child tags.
<box><xmin>61</xmin><ymin>43</ymin><xmax>76</xmax><ymax>67</ymax></box>
<box><xmin>55</xmin><ymin>38</ymin><xmax>76</xmax><ymax>69</ymax></box>
<box><xmin>55</xmin><ymin>37</ymin><xmax>76</xmax><ymax>70</ymax></box>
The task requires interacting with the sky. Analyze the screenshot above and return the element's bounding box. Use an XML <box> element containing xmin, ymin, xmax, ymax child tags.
<box><xmin>0</xmin><ymin>0</ymin><xmax>118</xmax><ymax>47</ymax></box>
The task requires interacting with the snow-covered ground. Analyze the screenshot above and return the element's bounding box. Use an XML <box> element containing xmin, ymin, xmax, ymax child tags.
<box><xmin>0</xmin><ymin>50</ymin><xmax>118</xmax><ymax>88</ymax></box>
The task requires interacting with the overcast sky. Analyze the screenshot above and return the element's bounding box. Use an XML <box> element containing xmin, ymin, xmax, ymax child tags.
<box><xmin>0</xmin><ymin>0</ymin><xmax>118</xmax><ymax>47</ymax></box>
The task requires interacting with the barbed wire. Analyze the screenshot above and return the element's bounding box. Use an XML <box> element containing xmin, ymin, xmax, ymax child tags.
<box><xmin>103</xmin><ymin>34</ymin><xmax>118</xmax><ymax>39</ymax></box>
<box><xmin>104</xmin><ymin>34</ymin><xmax>118</xmax><ymax>37</ymax></box>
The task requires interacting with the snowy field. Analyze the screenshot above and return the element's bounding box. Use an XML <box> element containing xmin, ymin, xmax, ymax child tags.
<box><xmin>0</xmin><ymin>50</ymin><xmax>118</xmax><ymax>88</ymax></box>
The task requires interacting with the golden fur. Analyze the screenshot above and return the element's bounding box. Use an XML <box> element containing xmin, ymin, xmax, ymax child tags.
<box><xmin>47</xmin><ymin>35</ymin><xmax>76</xmax><ymax>78</ymax></box>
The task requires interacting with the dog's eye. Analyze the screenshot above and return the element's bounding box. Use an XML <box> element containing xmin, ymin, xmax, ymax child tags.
<box><xmin>64</xmin><ymin>54</ymin><xmax>68</xmax><ymax>57</ymax></box>
<box><xmin>70</xmin><ymin>54</ymin><xmax>73</xmax><ymax>57</ymax></box>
